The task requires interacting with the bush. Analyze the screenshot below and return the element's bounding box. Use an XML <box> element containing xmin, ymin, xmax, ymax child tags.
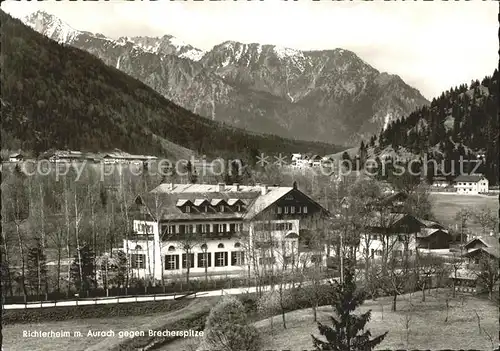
<box><xmin>203</xmin><ymin>295</ymin><xmax>261</xmax><ymax>351</ymax></box>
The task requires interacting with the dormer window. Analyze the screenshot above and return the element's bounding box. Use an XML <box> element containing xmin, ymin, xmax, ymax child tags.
<box><xmin>204</xmin><ymin>206</ymin><xmax>208</xmax><ymax>213</ymax></box>
<box><xmin>236</xmin><ymin>205</ymin><xmax>241</xmax><ymax>212</ymax></box>
<box><xmin>185</xmin><ymin>206</ymin><xmax>191</xmax><ymax>213</ymax></box>
<box><xmin>220</xmin><ymin>205</ymin><xmax>225</xmax><ymax>212</ymax></box>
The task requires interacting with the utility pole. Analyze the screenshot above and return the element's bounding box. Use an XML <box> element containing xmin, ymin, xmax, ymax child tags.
<box><xmin>339</xmin><ymin>197</ymin><xmax>350</xmax><ymax>285</ymax></box>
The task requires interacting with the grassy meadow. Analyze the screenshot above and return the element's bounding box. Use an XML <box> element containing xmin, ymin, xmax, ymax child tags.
<box><xmin>429</xmin><ymin>193</ymin><xmax>499</xmax><ymax>231</ymax></box>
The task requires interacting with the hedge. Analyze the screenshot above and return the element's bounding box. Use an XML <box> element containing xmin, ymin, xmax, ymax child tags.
<box><xmin>2</xmin><ymin>298</ymin><xmax>190</xmax><ymax>325</ymax></box>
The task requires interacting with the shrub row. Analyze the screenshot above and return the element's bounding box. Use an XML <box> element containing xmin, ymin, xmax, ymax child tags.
<box><xmin>2</xmin><ymin>298</ymin><xmax>190</xmax><ymax>325</ymax></box>
<box><xmin>3</xmin><ymin>271</ymin><xmax>332</xmax><ymax>304</ymax></box>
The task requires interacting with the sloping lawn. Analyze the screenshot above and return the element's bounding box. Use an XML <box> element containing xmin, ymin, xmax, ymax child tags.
<box><xmin>429</xmin><ymin>193</ymin><xmax>498</xmax><ymax>230</ymax></box>
<box><xmin>254</xmin><ymin>289</ymin><xmax>498</xmax><ymax>350</ymax></box>
<box><xmin>2</xmin><ymin>298</ymin><xmax>216</xmax><ymax>351</ymax></box>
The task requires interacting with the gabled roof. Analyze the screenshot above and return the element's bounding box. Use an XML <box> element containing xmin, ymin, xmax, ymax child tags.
<box><xmin>176</xmin><ymin>199</ymin><xmax>191</xmax><ymax>207</ymax></box>
<box><xmin>464</xmin><ymin>236</ymin><xmax>499</xmax><ymax>249</ymax></box>
<box><xmin>420</xmin><ymin>219</ymin><xmax>445</xmax><ymax>229</ymax></box>
<box><xmin>193</xmin><ymin>199</ymin><xmax>210</xmax><ymax>206</ymax></box>
<box><xmin>417</xmin><ymin>228</ymin><xmax>450</xmax><ymax>238</ymax></box>
<box><xmin>367</xmin><ymin>212</ymin><xmax>430</xmax><ymax>231</ymax></box>
<box><xmin>210</xmin><ymin>199</ymin><xmax>225</xmax><ymax>206</ymax></box>
<box><xmin>463</xmin><ymin>247</ymin><xmax>499</xmax><ymax>259</ymax></box>
<box><xmin>138</xmin><ymin>184</ymin><xmax>296</xmax><ymax>221</ymax></box>
<box><xmin>454</xmin><ymin>174</ymin><xmax>486</xmax><ymax>182</ymax></box>
<box><xmin>227</xmin><ymin>198</ymin><xmax>245</xmax><ymax>206</ymax></box>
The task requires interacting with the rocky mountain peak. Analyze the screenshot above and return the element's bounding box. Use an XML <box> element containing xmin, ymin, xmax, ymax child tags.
<box><xmin>24</xmin><ymin>10</ymin><xmax>80</xmax><ymax>43</ymax></box>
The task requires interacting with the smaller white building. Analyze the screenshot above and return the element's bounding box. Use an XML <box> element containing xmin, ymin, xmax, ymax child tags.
<box><xmin>454</xmin><ymin>174</ymin><xmax>489</xmax><ymax>195</ymax></box>
<box><xmin>8</xmin><ymin>153</ymin><xmax>23</xmax><ymax>163</ymax></box>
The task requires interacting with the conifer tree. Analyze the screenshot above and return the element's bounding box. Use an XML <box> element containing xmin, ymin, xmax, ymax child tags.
<box><xmin>312</xmin><ymin>269</ymin><xmax>388</xmax><ymax>351</ymax></box>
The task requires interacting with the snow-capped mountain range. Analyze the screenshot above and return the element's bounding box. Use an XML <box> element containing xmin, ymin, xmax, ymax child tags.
<box><xmin>22</xmin><ymin>10</ymin><xmax>429</xmax><ymax>145</ymax></box>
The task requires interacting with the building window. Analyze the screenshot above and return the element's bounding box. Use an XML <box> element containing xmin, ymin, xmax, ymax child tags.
<box><xmin>168</xmin><ymin>245</ymin><xmax>175</xmax><ymax>252</ymax></box>
<box><xmin>290</xmin><ymin>206</ymin><xmax>295</xmax><ymax>214</ymax></box>
<box><xmin>197</xmin><ymin>252</ymin><xmax>211</xmax><ymax>267</ymax></box>
<box><xmin>371</xmin><ymin>235</ymin><xmax>378</xmax><ymax>240</ymax></box>
<box><xmin>284</xmin><ymin>206</ymin><xmax>289</xmax><ymax>214</ymax></box>
<box><xmin>303</xmin><ymin>206</ymin><xmax>308</xmax><ymax>214</ymax></box>
<box><xmin>165</xmin><ymin>255</ymin><xmax>179</xmax><ymax>270</ymax></box>
<box><xmin>231</xmin><ymin>251</ymin><xmax>245</xmax><ymax>266</ymax></box>
<box><xmin>230</xmin><ymin>223</ymin><xmax>236</xmax><ymax>232</ymax></box>
<box><xmin>218</xmin><ymin>243</ymin><xmax>225</xmax><ymax>249</ymax></box>
<box><xmin>130</xmin><ymin>254</ymin><xmax>145</xmax><ymax>269</ymax></box>
<box><xmin>234</xmin><ymin>242</ymin><xmax>241</xmax><ymax>248</ymax></box>
<box><xmin>182</xmin><ymin>253</ymin><xmax>195</xmax><ymax>268</ymax></box>
<box><xmin>185</xmin><ymin>206</ymin><xmax>191</xmax><ymax>213</ymax></box>
<box><xmin>135</xmin><ymin>245</ymin><xmax>142</xmax><ymax>250</ymax></box>
<box><xmin>217</xmin><ymin>224</ymin><xmax>225</xmax><ymax>233</ymax></box>
<box><xmin>137</xmin><ymin>223</ymin><xmax>154</xmax><ymax>234</ymax></box>
<box><xmin>297</xmin><ymin>206</ymin><xmax>302</xmax><ymax>214</ymax></box>
<box><xmin>236</xmin><ymin>205</ymin><xmax>241</xmax><ymax>212</ymax></box>
<box><xmin>204</xmin><ymin>206</ymin><xmax>209</xmax><ymax>213</ymax></box>
<box><xmin>215</xmin><ymin>252</ymin><xmax>228</xmax><ymax>267</ymax></box>
<box><xmin>186</xmin><ymin>225</ymin><xmax>194</xmax><ymax>234</ymax></box>
<box><xmin>220</xmin><ymin>205</ymin><xmax>225</xmax><ymax>212</ymax></box>
<box><xmin>163</xmin><ymin>225</ymin><xmax>176</xmax><ymax>235</ymax></box>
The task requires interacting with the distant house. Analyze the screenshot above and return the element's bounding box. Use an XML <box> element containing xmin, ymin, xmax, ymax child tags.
<box><xmin>431</xmin><ymin>176</ymin><xmax>451</xmax><ymax>188</ymax></box>
<box><xmin>453</xmin><ymin>174</ymin><xmax>489</xmax><ymax>194</ymax></box>
<box><xmin>416</xmin><ymin>228</ymin><xmax>452</xmax><ymax>249</ymax></box>
<box><xmin>463</xmin><ymin>235</ymin><xmax>499</xmax><ymax>263</ymax></box>
<box><xmin>102</xmin><ymin>151</ymin><xmax>157</xmax><ymax>165</ymax></box>
<box><xmin>451</xmin><ymin>234</ymin><xmax>500</xmax><ymax>295</ymax></box>
<box><xmin>309</xmin><ymin>155</ymin><xmax>322</xmax><ymax>168</ymax></box>
<box><xmin>8</xmin><ymin>153</ymin><xmax>23</xmax><ymax>162</ymax></box>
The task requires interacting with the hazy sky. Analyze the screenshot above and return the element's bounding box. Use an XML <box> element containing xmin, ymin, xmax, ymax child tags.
<box><xmin>3</xmin><ymin>0</ymin><xmax>498</xmax><ymax>99</ymax></box>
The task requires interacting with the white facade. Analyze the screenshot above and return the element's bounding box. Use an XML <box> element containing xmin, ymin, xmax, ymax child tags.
<box><xmin>123</xmin><ymin>218</ymin><xmax>319</xmax><ymax>280</ymax></box>
<box><xmin>455</xmin><ymin>178</ymin><xmax>489</xmax><ymax>195</ymax></box>
<box><xmin>355</xmin><ymin>233</ymin><xmax>417</xmax><ymax>261</ymax></box>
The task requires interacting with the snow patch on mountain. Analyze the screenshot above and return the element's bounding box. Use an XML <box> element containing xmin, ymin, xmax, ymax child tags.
<box><xmin>273</xmin><ymin>46</ymin><xmax>309</xmax><ymax>72</ymax></box>
<box><xmin>179</xmin><ymin>49</ymin><xmax>205</xmax><ymax>61</ymax></box>
<box><xmin>24</xmin><ymin>10</ymin><xmax>79</xmax><ymax>44</ymax></box>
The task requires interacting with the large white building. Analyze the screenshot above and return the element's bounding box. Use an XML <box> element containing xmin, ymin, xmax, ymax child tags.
<box><xmin>121</xmin><ymin>182</ymin><xmax>330</xmax><ymax>281</ymax></box>
<box><xmin>454</xmin><ymin>174</ymin><xmax>489</xmax><ymax>194</ymax></box>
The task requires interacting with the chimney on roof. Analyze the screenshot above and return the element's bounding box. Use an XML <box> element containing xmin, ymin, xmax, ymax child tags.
<box><xmin>293</xmin><ymin>181</ymin><xmax>298</xmax><ymax>190</ymax></box>
<box><xmin>218</xmin><ymin>183</ymin><xmax>225</xmax><ymax>192</ymax></box>
<box><xmin>261</xmin><ymin>184</ymin><xmax>268</xmax><ymax>195</ymax></box>
<box><xmin>234</xmin><ymin>183</ymin><xmax>240</xmax><ymax>191</ymax></box>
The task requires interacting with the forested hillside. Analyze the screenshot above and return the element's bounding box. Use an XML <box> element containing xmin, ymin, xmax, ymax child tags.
<box><xmin>0</xmin><ymin>11</ymin><xmax>342</xmax><ymax>159</ymax></box>
<box><xmin>365</xmin><ymin>70</ymin><xmax>499</xmax><ymax>184</ymax></box>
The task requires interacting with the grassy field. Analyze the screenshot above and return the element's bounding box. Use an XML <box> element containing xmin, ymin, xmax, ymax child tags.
<box><xmin>251</xmin><ymin>289</ymin><xmax>498</xmax><ymax>350</ymax></box>
<box><xmin>430</xmin><ymin>193</ymin><xmax>498</xmax><ymax>230</ymax></box>
<box><xmin>1</xmin><ymin>298</ymin><xmax>216</xmax><ymax>351</ymax></box>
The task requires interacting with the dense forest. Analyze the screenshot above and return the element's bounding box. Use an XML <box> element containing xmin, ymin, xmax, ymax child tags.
<box><xmin>364</xmin><ymin>70</ymin><xmax>499</xmax><ymax>184</ymax></box>
<box><xmin>0</xmin><ymin>11</ymin><xmax>342</xmax><ymax>161</ymax></box>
